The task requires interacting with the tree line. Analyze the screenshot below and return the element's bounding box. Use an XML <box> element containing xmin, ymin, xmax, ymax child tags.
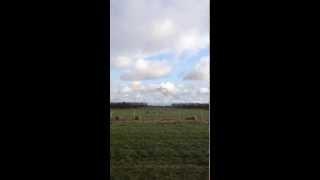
<box><xmin>110</xmin><ymin>102</ymin><xmax>148</xmax><ymax>108</ymax></box>
<box><xmin>171</xmin><ymin>103</ymin><xmax>209</xmax><ymax>109</ymax></box>
<box><xmin>110</xmin><ymin>102</ymin><xmax>209</xmax><ymax>109</ymax></box>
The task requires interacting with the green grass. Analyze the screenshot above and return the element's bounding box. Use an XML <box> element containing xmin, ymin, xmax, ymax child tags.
<box><xmin>110</xmin><ymin>107</ymin><xmax>209</xmax><ymax>180</ymax></box>
<box><xmin>110</xmin><ymin>107</ymin><xmax>209</xmax><ymax>123</ymax></box>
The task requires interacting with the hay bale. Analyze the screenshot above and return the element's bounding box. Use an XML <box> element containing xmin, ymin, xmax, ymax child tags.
<box><xmin>134</xmin><ymin>115</ymin><xmax>140</xmax><ymax>120</ymax></box>
<box><xmin>114</xmin><ymin>116</ymin><xmax>120</xmax><ymax>121</ymax></box>
<box><xmin>185</xmin><ymin>116</ymin><xmax>197</xmax><ymax>121</ymax></box>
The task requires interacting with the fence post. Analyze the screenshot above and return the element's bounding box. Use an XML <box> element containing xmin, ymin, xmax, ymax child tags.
<box><xmin>133</xmin><ymin>110</ymin><xmax>135</xmax><ymax>121</ymax></box>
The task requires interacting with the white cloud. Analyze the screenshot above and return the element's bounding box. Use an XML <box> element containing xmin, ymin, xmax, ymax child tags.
<box><xmin>131</xmin><ymin>81</ymin><xmax>142</xmax><ymax>91</ymax></box>
<box><xmin>121</xmin><ymin>81</ymin><xmax>177</xmax><ymax>96</ymax></box>
<box><xmin>110</xmin><ymin>0</ymin><xmax>210</xmax><ymax>104</ymax></box>
<box><xmin>110</xmin><ymin>81</ymin><xmax>209</xmax><ymax>104</ymax></box>
<box><xmin>151</xmin><ymin>18</ymin><xmax>176</xmax><ymax>39</ymax></box>
<box><xmin>111</xmin><ymin>0</ymin><xmax>209</xmax><ymax>60</ymax></box>
<box><xmin>121</xmin><ymin>86</ymin><xmax>132</xmax><ymax>93</ymax></box>
<box><xmin>175</xmin><ymin>31</ymin><xmax>209</xmax><ymax>55</ymax></box>
<box><xmin>120</xmin><ymin>58</ymin><xmax>172</xmax><ymax>81</ymax></box>
<box><xmin>111</xmin><ymin>56</ymin><xmax>133</xmax><ymax>69</ymax></box>
<box><xmin>158</xmin><ymin>82</ymin><xmax>178</xmax><ymax>96</ymax></box>
<box><xmin>199</xmin><ymin>87</ymin><xmax>209</xmax><ymax>94</ymax></box>
<box><xmin>184</xmin><ymin>56</ymin><xmax>209</xmax><ymax>81</ymax></box>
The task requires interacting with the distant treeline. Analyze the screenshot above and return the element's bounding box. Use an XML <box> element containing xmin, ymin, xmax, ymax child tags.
<box><xmin>110</xmin><ymin>102</ymin><xmax>209</xmax><ymax>109</ymax></box>
<box><xmin>110</xmin><ymin>102</ymin><xmax>148</xmax><ymax>108</ymax></box>
<box><xmin>171</xmin><ymin>103</ymin><xmax>209</xmax><ymax>109</ymax></box>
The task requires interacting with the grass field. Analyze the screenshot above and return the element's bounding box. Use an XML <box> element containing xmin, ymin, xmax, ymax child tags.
<box><xmin>111</xmin><ymin>107</ymin><xmax>209</xmax><ymax>123</ymax></box>
<box><xmin>110</xmin><ymin>107</ymin><xmax>209</xmax><ymax>180</ymax></box>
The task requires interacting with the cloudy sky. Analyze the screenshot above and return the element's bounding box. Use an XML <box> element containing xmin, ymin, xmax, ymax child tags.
<box><xmin>111</xmin><ymin>0</ymin><xmax>210</xmax><ymax>105</ymax></box>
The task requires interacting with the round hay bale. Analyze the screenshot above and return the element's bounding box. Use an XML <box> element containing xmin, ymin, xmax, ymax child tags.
<box><xmin>185</xmin><ymin>116</ymin><xmax>197</xmax><ymax>121</ymax></box>
<box><xmin>192</xmin><ymin>116</ymin><xmax>198</xmax><ymax>121</ymax></box>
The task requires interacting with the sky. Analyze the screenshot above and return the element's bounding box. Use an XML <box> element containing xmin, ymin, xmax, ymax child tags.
<box><xmin>110</xmin><ymin>0</ymin><xmax>210</xmax><ymax>105</ymax></box>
